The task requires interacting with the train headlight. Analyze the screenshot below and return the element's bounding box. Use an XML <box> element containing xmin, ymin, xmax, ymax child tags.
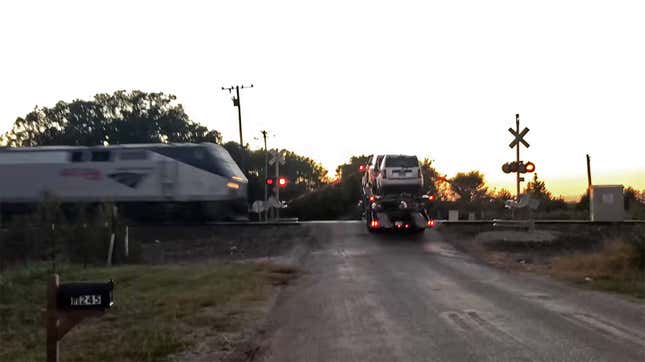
<box><xmin>226</xmin><ymin>182</ymin><xmax>240</xmax><ymax>190</ymax></box>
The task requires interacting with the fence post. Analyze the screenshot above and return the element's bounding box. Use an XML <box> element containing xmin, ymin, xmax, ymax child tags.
<box><xmin>124</xmin><ymin>226</ymin><xmax>129</xmax><ymax>259</ymax></box>
<box><xmin>106</xmin><ymin>233</ymin><xmax>115</xmax><ymax>266</ymax></box>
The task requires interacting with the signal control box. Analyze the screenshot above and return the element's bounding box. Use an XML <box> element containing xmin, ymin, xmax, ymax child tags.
<box><xmin>590</xmin><ymin>185</ymin><xmax>624</xmax><ymax>222</ymax></box>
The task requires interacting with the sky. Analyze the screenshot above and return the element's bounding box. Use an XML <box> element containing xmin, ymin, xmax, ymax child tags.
<box><xmin>1</xmin><ymin>0</ymin><xmax>643</xmax><ymax>200</ymax></box>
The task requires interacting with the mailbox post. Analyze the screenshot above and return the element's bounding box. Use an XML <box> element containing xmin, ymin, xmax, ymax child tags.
<box><xmin>46</xmin><ymin>274</ymin><xmax>113</xmax><ymax>362</ymax></box>
<box><xmin>46</xmin><ymin>275</ymin><xmax>60</xmax><ymax>362</ymax></box>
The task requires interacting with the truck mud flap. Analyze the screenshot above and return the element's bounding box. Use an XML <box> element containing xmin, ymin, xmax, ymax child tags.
<box><xmin>376</xmin><ymin>212</ymin><xmax>394</xmax><ymax>228</ymax></box>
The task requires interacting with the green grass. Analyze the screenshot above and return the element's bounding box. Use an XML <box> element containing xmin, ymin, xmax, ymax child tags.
<box><xmin>0</xmin><ymin>262</ymin><xmax>297</xmax><ymax>362</ymax></box>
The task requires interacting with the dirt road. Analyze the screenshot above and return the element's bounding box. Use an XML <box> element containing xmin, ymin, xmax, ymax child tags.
<box><xmin>253</xmin><ymin>223</ymin><xmax>645</xmax><ymax>362</ymax></box>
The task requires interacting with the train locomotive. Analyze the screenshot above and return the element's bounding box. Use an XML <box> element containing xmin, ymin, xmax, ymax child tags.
<box><xmin>0</xmin><ymin>142</ymin><xmax>248</xmax><ymax>221</ymax></box>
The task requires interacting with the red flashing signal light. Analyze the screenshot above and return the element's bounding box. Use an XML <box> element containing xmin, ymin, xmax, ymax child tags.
<box><xmin>266</xmin><ymin>177</ymin><xmax>274</xmax><ymax>185</ymax></box>
<box><xmin>359</xmin><ymin>164</ymin><xmax>367</xmax><ymax>172</ymax></box>
<box><xmin>502</xmin><ymin>161</ymin><xmax>536</xmax><ymax>174</ymax></box>
<box><xmin>368</xmin><ymin>195</ymin><xmax>376</xmax><ymax>203</ymax></box>
<box><xmin>278</xmin><ymin>176</ymin><xmax>288</xmax><ymax>188</ymax></box>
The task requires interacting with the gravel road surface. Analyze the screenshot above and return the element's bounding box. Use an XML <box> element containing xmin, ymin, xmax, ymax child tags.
<box><xmin>253</xmin><ymin>223</ymin><xmax>645</xmax><ymax>362</ymax></box>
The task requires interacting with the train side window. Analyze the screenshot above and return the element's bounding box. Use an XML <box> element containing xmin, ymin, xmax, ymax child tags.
<box><xmin>91</xmin><ymin>151</ymin><xmax>111</xmax><ymax>162</ymax></box>
<box><xmin>120</xmin><ymin>151</ymin><xmax>147</xmax><ymax>160</ymax></box>
<box><xmin>70</xmin><ymin>151</ymin><xmax>84</xmax><ymax>162</ymax></box>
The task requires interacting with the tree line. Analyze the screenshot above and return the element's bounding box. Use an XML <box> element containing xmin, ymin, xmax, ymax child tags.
<box><xmin>1</xmin><ymin>90</ymin><xmax>220</xmax><ymax>147</ymax></box>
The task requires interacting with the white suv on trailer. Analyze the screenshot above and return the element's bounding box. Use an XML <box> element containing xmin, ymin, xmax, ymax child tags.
<box><xmin>375</xmin><ymin>154</ymin><xmax>423</xmax><ymax>195</ymax></box>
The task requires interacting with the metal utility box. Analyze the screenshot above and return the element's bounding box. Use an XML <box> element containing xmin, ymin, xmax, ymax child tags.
<box><xmin>590</xmin><ymin>185</ymin><xmax>624</xmax><ymax>222</ymax></box>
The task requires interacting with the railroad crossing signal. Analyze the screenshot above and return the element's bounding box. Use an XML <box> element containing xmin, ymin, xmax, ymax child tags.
<box><xmin>505</xmin><ymin>113</ymin><xmax>533</xmax><ymax>200</ymax></box>
<box><xmin>502</xmin><ymin>161</ymin><xmax>536</xmax><ymax>174</ymax></box>
<box><xmin>268</xmin><ymin>149</ymin><xmax>287</xmax><ymax>219</ymax></box>
<box><xmin>267</xmin><ymin>176</ymin><xmax>288</xmax><ymax>187</ymax></box>
<box><xmin>508</xmin><ymin>127</ymin><xmax>530</xmax><ymax>148</ymax></box>
<box><xmin>268</xmin><ymin>149</ymin><xmax>285</xmax><ymax>165</ymax></box>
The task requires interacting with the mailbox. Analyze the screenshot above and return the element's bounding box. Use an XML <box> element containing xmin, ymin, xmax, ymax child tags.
<box><xmin>57</xmin><ymin>281</ymin><xmax>114</xmax><ymax>310</ymax></box>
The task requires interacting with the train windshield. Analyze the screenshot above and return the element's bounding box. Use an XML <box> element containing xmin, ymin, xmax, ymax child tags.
<box><xmin>207</xmin><ymin>144</ymin><xmax>247</xmax><ymax>181</ymax></box>
<box><xmin>151</xmin><ymin>144</ymin><xmax>247</xmax><ymax>181</ymax></box>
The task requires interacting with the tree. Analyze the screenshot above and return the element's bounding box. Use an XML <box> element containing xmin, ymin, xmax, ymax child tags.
<box><xmin>1</xmin><ymin>90</ymin><xmax>220</xmax><ymax>147</ymax></box>
<box><xmin>576</xmin><ymin>193</ymin><xmax>589</xmax><ymax>211</ymax></box>
<box><xmin>495</xmin><ymin>188</ymin><xmax>513</xmax><ymax>200</ymax></box>
<box><xmin>484</xmin><ymin>188</ymin><xmax>513</xmax><ymax>216</ymax></box>
<box><xmin>287</xmin><ymin>155</ymin><xmax>369</xmax><ymax>220</ymax></box>
<box><xmin>524</xmin><ymin>174</ymin><xmax>569</xmax><ymax>212</ymax></box>
<box><xmin>450</xmin><ymin>171</ymin><xmax>488</xmax><ymax>203</ymax></box>
<box><xmin>624</xmin><ymin>187</ymin><xmax>645</xmax><ymax>219</ymax></box>
<box><xmin>335</xmin><ymin>155</ymin><xmax>371</xmax><ymax>181</ymax></box>
<box><xmin>624</xmin><ymin>187</ymin><xmax>642</xmax><ymax>210</ymax></box>
<box><xmin>525</xmin><ymin>173</ymin><xmax>552</xmax><ymax>202</ymax></box>
<box><xmin>222</xmin><ymin>142</ymin><xmax>329</xmax><ymax>203</ymax></box>
<box><xmin>420</xmin><ymin>158</ymin><xmax>439</xmax><ymax>196</ymax></box>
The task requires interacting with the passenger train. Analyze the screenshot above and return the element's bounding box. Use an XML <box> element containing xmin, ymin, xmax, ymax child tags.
<box><xmin>0</xmin><ymin>143</ymin><xmax>248</xmax><ymax>221</ymax></box>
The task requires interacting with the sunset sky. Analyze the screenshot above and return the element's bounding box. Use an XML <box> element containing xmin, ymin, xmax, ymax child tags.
<box><xmin>1</xmin><ymin>1</ymin><xmax>643</xmax><ymax>200</ymax></box>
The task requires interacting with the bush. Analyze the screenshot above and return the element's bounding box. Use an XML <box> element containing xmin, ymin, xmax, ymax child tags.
<box><xmin>0</xmin><ymin>202</ymin><xmax>140</xmax><ymax>269</ymax></box>
<box><xmin>550</xmin><ymin>230</ymin><xmax>645</xmax><ymax>299</ymax></box>
<box><xmin>629</xmin><ymin>226</ymin><xmax>645</xmax><ymax>271</ymax></box>
<box><xmin>551</xmin><ymin>240</ymin><xmax>637</xmax><ymax>279</ymax></box>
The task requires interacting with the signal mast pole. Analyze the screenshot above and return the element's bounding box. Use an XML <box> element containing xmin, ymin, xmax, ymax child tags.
<box><xmin>503</xmin><ymin>114</ymin><xmax>533</xmax><ymax>204</ymax></box>
<box><xmin>515</xmin><ymin>114</ymin><xmax>521</xmax><ymax>199</ymax></box>
<box><xmin>261</xmin><ymin>130</ymin><xmax>268</xmax><ymax>204</ymax></box>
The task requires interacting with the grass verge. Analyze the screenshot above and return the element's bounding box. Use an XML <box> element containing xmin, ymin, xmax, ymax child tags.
<box><xmin>0</xmin><ymin>262</ymin><xmax>297</xmax><ymax>362</ymax></box>
<box><xmin>550</xmin><ymin>239</ymin><xmax>645</xmax><ymax>300</ymax></box>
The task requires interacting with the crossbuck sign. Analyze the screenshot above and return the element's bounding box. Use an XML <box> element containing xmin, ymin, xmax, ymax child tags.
<box><xmin>508</xmin><ymin>127</ymin><xmax>530</xmax><ymax>148</ymax></box>
<box><xmin>269</xmin><ymin>149</ymin><xmax>285</xmax><ymax>165</ymax></box>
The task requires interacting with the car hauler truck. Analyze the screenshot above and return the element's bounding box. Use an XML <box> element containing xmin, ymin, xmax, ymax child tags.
<box><xmin>359</xmin><ymin>154</ymin><xmax>435</xmax><ymax>233</ymax></box>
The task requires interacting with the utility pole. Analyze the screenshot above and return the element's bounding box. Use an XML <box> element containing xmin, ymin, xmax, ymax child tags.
<box><xmin>586</xmin><ymin>154</ymin><xmax>592</xmax><ymax>220</ymax></box>
<box><xmin>222</xmin><ymin>84</ymin><xmax>253</xmax><ymax>175</ymax></box>
<box><xmin>261</xmin><ymin>130</ymin><xmax>268</xmax><ymax>204</ymax></box>
<box><xmin>221</xmin><ymin>84</ymin><xmax>253</xmax><ymax>148</ymax></box>
<box><xmin>275</xmin><ymin>155</ymin><xmax>280</xmax><ymax>220</ymax></box>
<box><xmin>586</xmin><ymin>154</ymin><xmax>592</xmax><ymax>191</ymax></box>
